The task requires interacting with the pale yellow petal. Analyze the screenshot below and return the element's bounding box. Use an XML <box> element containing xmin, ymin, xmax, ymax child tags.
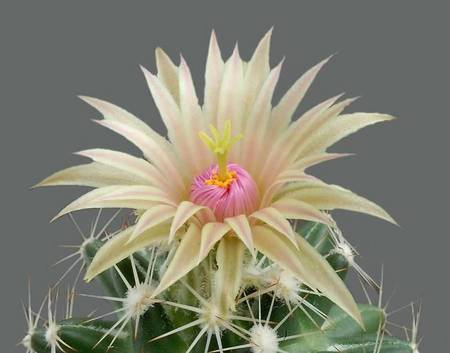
<box><xmin>224</xmin><ymin>215</ymin><xmax>255</xmax><ymax>255</ymax></box>
<box><xmin>214</xmin><ymin>236</ymin><xmax>245</xmax><ymax>314</ymax></box>
<box><xmin>169</xmin><ymin>201</ymin><xmax>205</xmax><ymax>242</ymax></box>
<box><xmin>78</xmin><ymin>96</ymin><xmax>157</xmax><ymax>138</ymax></box>
<box><xmin>35</xmin><ymin>162</ymin><xmax>143</xmax><ymax>188</ymax></box>
<box><xmin>94</xmin><ymin>119</ymin><xmax>186</xmax><ymax>193</ymax></box>
<box><xmin>216</xmin><ymin>45</ymin><xmax>244</xmax><ymax>135</ymax></box>
<box><xmin>242</xmin><ymin>28</ymin><xmax>272</xmax><ymax>118</ymax></box>
<box><xmin>242</xmin><ymin>61</ymin><xmax>282</xmax><ymax>171</ymax></box>
<box><xmin>251</xmin><ymin>207</ymin><xmax>298</xmax><ymax>248</ymax></box>
<box><xmin>178</xmin><ymin>56</ymin><xmax>212</xmax><ymax>172</ymax></box>
<box><xmin>52</xmin><ymin>186</ymin><xmax>158</xmax><ymax>221</ymax></box>
<box><xmin>153</xmin><ymin>223</ymin><xmax>201</xmax><ymax>297</ymax></box>
<box><xmin>130</xmin><ymin>205</ymin><xmax>176</xmax><ymax>242</ymax></box>
<box><xmin>300</xmin><ymin>113</ymin><xmax>395</xmax><ymax>156</ymax></box>
<box><xmin>76</xmin><ymin>148</ymin><xmax>166</xmax><ymax>189</ymax></box>
<box><xmin>85</xmin><ymin>223</ymin><xmax>169</xmax><ymax>282</ymax></box>
<box><xmin>155</xmin><ymin>47</ymin><xmax>179</xmax><ymax>103</ymax></box>
<box><xmin>291</xmin><ymin>153</ymin><xmax>353</xmax><ymax>171</ymax></box>
<box><xmin>252</xmin><ymin>225</ymin><xmax>363</xmax><ymax>326</ymax></box>
<box><xmin>203</xmin><ymin>30</ymin><xmax>224</xmax><ymax>125</ymax></box>
<box><xmin>270</xmin><ymin>56</ymin><xmax>332</xmax><ymax>135</ymax></box>
<box><xmin>292</xmin><ymin>184</ymin><xmax>397</xmax><ymax>224</ymax></box>
<box><xmin>272</xmin><ymin>198</ymin><xmax>333</xmax><ymax>225</ymax></box>
<box><xmin>199</xmin><ymin>222</ymin><xmax>231</xmax><ymax>263</ymax></box>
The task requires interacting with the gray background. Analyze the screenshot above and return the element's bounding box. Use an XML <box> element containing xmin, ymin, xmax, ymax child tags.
<box><xmin>1</xmin><ymin>1</ymin><xmax>448</xmax><ymax>352</ymax></box>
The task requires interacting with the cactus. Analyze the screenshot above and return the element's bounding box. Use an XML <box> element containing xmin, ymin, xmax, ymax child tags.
<box><xmin>22</xmin><ymin>30</ymin><xmax>420</xmax><ymax>353</ymax></box>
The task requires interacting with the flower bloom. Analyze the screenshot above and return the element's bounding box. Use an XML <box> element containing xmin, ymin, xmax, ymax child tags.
<box><xmin>37</xmin><ymin>30</ymin><xmax>396</xmax><ymax>324</ymax></box>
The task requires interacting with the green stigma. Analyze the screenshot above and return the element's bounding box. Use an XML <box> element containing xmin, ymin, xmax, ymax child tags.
<box><xmin>198</xmin><ymin>120</ymin><xmax>242</xmax><ymax>181</ymax></box>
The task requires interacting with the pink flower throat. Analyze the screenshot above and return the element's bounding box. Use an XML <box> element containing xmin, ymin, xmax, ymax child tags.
<box><xmin>190</xmin><ymin>163</ymin><xmax>260</xmax><ymax>221</ymax></box>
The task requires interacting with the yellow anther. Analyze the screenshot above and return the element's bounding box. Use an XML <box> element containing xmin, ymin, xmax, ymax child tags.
<box><xmin>198</xmin><ymin>120</ymin><xmax>242</xmax><ymax>181</ymax></box>
<box><xmin>204</xmin><ymin>171</ymin><xmax>238</xmax><ymax>189</ymax></box>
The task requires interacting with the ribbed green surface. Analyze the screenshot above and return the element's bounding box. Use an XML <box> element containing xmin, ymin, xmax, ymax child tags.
<box><xmin>29</xmin><ymin>222</ymin><xmax>412</xmax><ymax>353</ymax></box>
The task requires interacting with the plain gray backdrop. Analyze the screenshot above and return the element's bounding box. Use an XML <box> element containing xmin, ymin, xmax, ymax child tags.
<box><xmin>1</xmin><ymin>1</ymin><xmax>448</xmax><ymax>352</ymax></box>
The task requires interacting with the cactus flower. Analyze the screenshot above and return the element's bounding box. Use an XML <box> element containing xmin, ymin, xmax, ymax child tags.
<box><xmin>37</xmin><ymin>29</ymin><xmax>397</xmax><ymax>327</ymax></box>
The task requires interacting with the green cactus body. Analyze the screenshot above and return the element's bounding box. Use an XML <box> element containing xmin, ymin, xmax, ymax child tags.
<box><xmin>24</xmin><ymin>221</ymin><xmax>416</xmax><ymax>353</ymax></box>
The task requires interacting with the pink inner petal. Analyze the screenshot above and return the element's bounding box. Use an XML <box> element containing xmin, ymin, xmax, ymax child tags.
<box><xmin>190</xmin><ymin>163</ymin><xmax>260</xmax><ymax>221</ymax></box>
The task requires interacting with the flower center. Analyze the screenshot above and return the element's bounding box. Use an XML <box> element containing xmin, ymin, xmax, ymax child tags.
<box><xmin>191</xmin><ymin>121</ymin><xmax>259</xmax><ymax>221</ymax></box>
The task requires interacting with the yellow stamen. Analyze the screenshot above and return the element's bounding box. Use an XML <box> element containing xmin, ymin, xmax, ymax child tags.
<box><xmin>199</xmin><ymin>120</ymin><xmax>242</xmax><ymax>181</ymax></box>
<box><xmin>205</xmin><ymin>171</ymin><xmax>237</xmax><ymax>188</ymax></box>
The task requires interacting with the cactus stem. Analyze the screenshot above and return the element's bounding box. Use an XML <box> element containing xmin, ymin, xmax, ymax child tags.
<box><xmin>53</xmin><ymin>210</ymin><xmax>121</xmax><ymax>290</ymax></box>
<box><xmin>328</xmin><ymin>223</ymin><xmax>380</xmax><ymax>291</ymax></box>
<box><xmin>45</xmin><ymin>289</ymin><xmax>74</xmax><ymax>353</ymax></box>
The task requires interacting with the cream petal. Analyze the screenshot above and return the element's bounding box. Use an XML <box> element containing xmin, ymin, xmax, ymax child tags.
<box><xmin>52</xmin><ymin>186</ymin><xmax>159</xmax><ymax>221</ymax></box>
<box><xmin>153</xmin><ymin>223</ymin><xmax>201</xmax><ymax>297</ymax></box>
<box><xmin>270</xmin><ymin>56</ymin><xmax>332</xmax><ymax>136</ymax></box>
<box><xmin>179</xmin><ymin>56</ymin><xmax>212</xmax><ymax>172</ymax></box>
<box><xmin>85</xmin><ymin>223</ymin><xmax>169</xmax><ymax>282</ymax></box>
<box><xmin>214</xmin><ymin>236</ymin><xmax>245</xmax><ymax>313</ymax></box>
<box><xmin>299</xmin><ymin>113</ymin><xmax>395</xmax><ymax>156</ymax></box>
<box><xmin>34</xmin><ymin>162</ymin><xmax>144</xmax><ymax>188</ymax></box>
<box><xmin>78</xmin><ymin>96</ymin><xmax>158</xmax><ymax>138</ymax></box>
<box><xmin>260</xmin><ymin>95</ymin><xmax>342</xmax><ymax>190</ymax></box>
<box><xmin>94</xmin><ymin>119</ymin><xmax>186</xmax><ymax>194</ymax></box>
<box><xmin>289</xmin><ymin>97</ymin><xmax>358</xmax><ymax>159</ymax></box>
<box><xmin>203</xmin><ymin>30</ymin><xmax>224</xmax><ymax>126</ymax></box>
<box><xmin>216</xmin><ymin>45</ymin><xmax>244</xmax><ymax>136</ymax></box>
<box><xmin>76</xmin><ymin>148</ymin><xmax>167</xmax><ymax>189</ymax></box>
<box><xmin>155</xmin><ymin>47</ymin><xmax>180</xmax><ymax>103</ymax></box>
<box><xmin>291</xmin><ymin>183</ymin><xmax>397</xmax><ymax>224</ymax></box>
<box><xmin>252</xmin><ymin>224</ymin><xmax>363</xmax><ymax>327</ymax></box>
<box><xmin>199</xmin><ymin>222</ymin><xmax>231</xmax><ymax>263</ymax></box>
<box><xmin>224</xmin><ymin>215</ymin><xmax>255</xmax><ymax>256</ymax></box>
<box><xmin>272</xmin><ymin>198</ymin><xmax>333</xmax><ymax>225</ymax></box>
<box><xmin>291</xmin><ymin>153</ymin><xmax>353</xmax><ymax>171</ymax></box>
<box><xmin>130</xmin><ymin>205</ymin><xmax>176</xmax><ymax>242</ymax></box>
<box><xmin>241</xmin><ymin>28</ymin><xmax>272</xmax><ymax>119</ymax></box>
<box><xmin>141</xmin><ymin>67</ymin><xmax>194</xmax><ymax>172</ymax></box>
<box><xmin>169</xmin><ymin>201</ymin><xmax>205</xmax><ymax>243</ymax></box>
<box><xmin>100</xmin><ymin>185</ymin><xmax>175</xmax><ymax>206</ymax></box>
<box><xmin>261</xmin><ymin>174</ymin><xmax>322</xmax><ymax>208</ymax></box>
<box><xmin>250</xmin><ymin>207</ymin><xmax>298</xmax><ymax>248</ymax></box>
<box><xmin>242</xmin><ymin>61</ymin><xmax>283</xmax><ymax>172</ymax></box>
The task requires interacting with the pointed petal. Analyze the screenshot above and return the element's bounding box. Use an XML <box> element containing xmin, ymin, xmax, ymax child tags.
<box><xmin>130</xmin><ymin>205</ymin><xmax>176</xmax><ymax>242</ymax></box>
<box><xmin>271</xmin><ymin>56</ymin><xmax>332</xmax><ymax>134</ymax></box>
<box><xmin>169</xmin><ymin>201</ymin><xmax>205</xmax><ymax>242</ymax></box>
<box><xmin>252</xmin><ymin>224</ymin><xmax>363</xmax><ymax>326</ymax></box>
<box><xmin>260</xmin><ymin>95</ymin><xmax>342</xmax><ymax>190</ymax></box>
<box><xmin>179</xmin><ymin>56</ymin><xmax>212</xmax><ymax>172</ymax></box>
<box><xmin>155</xmin><ymin>47</ymin><xmax>179</xmax><ymax>103</ymax></box>
<box><xmin>78</xmin><ymin>96</ymin><xmax>156</xmax><ymax>137</ymax></box>
<box><xmin>216</xmin><ymin>45</ymin><xmax>244</xmax><ymax>134</ymax></box>
<box><xmin>214</xmin><ymin>236</ymin><xmax>245</xmax><ymax>313</ymax></box>
<box><xmin>242</xmin><ymin>61</ymin><xmax>283</xmax><ymax>170</ymax></box>
<box><xmin>224</xmin><ymin>215</ymin><xmax>255</xmax><ymax>255</ymax></box>
<box><xmin>272</xmin><ymin>198</ymin><xmax>333</xmax><ymax>225</ymax></box>
<box><xmin>199</xmin><ymin>222</ymin><xmax>230</xmax><ymax>263</ymax></box>
<box><xmin>250</xmin><ymin>207</ymin><xmax>297</xmax><ymax>247</ymax></box>
<box><xmin>34</xmin><ymin>162</ymin><xmax>143</xmax><ymax>188</ymax></box>
<box><xmin>100</xmin><ymin>185</ymin><xmax>175</xmax><ymax>205</ymax></box>
<box><xmin>153</xmin><ymin>223</ymin><xmax>201</xmax><ymax>297</ymax></box>
<box><xmin>292</xmin><ymin>184</ymin><xmax>397</xmax><ymax>224</ymax></box>
<box><xmin>291</xmin><ymin>153</ymin><xmax>353</xmax><ymax>171</ymax></box>
<box><xmin>76</xmin><ymin>149</ymin><xmax>166</xmax><ymax>189</ymax></box>
<box><xmin>53</xmin><ymin>185</ymin><xmax>171</xmax><ymax>221</ymax></box>
<box><xmin>85</xmin><ymin>223</ymin><xmax>169</xmax><ymax>281</ymax></box>
<box><xmin>94</xmin><ymin>119</ymin><xmax>186</xmax><ymax>192</ymax></box>
<box><xmin>203</xmin><ymin>30</ymin><xmax>224</xmax><ymax>125</ymax></box>
<box><xmin>300</xmin><ymin>113</ymin><xmax>395</xmax><ymax>155</ymax></box>
<box><xmin>242</xmin><ymin>28</ymin><xmax>272</xmax><ymax>117</ymax></box>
